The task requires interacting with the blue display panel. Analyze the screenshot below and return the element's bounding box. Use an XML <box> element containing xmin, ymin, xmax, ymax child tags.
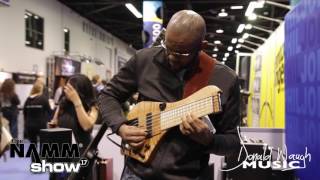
<box><xmin>143</xmin><ymin>1</ymin><xmax>163</xmax><ymax>48</ymax></box>
<box><xmin>285</xmin><ymin>0</ymin><xmax>320</xmax><ymax>179</ymax></box>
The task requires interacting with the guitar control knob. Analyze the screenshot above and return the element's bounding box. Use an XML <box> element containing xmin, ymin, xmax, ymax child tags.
<box><xmin>139</xmin><ymin>152</ymin><xmax>145</xmax><ymax>159</ymax></box>
<box><xmin>159</xmin><ymin>102</ymin><xmax>166</xmax><ymax>111</ymax></box>
<box><xmin>125</xmin><ymin>143</ymin><xmax>131</xmax><ymax>150</ymax></box>
<box><xmin>145</xmin><ymin>144</ymin><xmax>150</xmax><ymax>149</ymax></box>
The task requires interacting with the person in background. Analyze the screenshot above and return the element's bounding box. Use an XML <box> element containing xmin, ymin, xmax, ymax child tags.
<box><xmin>91</xmin><ymin>74</ymin><xmax>104</xmax><ymax>95</ymax></box>
<box><xmin>36</xmin><ymin>75</ymin><xmax>50</xmax><ymax>98</ymax></box>
<box><xmin>49</xmin><ymin>74</ymin><xmax>99</xmax><ymax>154</ymax></box>
<box><xmin>0</xmin><ymin>79</ymin><xmax>20</xmax><ymax>138</ymax></box>
<box><xmin>91</xmin><ymin>74</ymin><xmax>100</xmax><ymax>87</ymax></box>
<box><xmin>54</xmin><ymin>77</ymin><xmax>66</xmax><ymax>105</ymax></box>
<box><xmin>23</xmin><ymin>81</ymin><xmax>52</xmax><ymax>145</ymax></box>
<box><xmin>99</xmin><ymin>79</ymin><xmax>108</xmax><ymax>92</ymax></box>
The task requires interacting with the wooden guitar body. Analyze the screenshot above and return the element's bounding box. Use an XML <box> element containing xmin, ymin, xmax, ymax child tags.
<box><xmin>122</xmin><ymin>85</ymin><xmax>222</xmax><ymax>164</ymax></box>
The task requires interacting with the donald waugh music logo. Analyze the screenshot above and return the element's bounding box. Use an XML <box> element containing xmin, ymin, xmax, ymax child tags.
<box><xmin>221</xmin><ymin>127</ymin><xmax>312</xmax><ymax>172</ymax></box>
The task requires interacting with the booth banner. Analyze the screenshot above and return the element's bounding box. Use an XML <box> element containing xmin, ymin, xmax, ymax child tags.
<box><xmin>290</xmin><ymin>0</ymin><xmax>300</xmax><ymax>6</ymax></box>
<box><xmin>12</xmin><ymin>73</ymin><xmax>37</xmax><ymax>84</ymax></box>
<box><xmin>247</xmin><ymin>24</ymin><xmax>285</xmax><ymax>128</ymax></box>
<box><xmin>251</xmin><ymin>54</ymin><xmax>262</xmax><ymax>127</ymax></box>
<box><xmin>81</xmin><ymin>62</ymin><xmax>95</xmax><ymax>80</ymax></box>
<box><xmin>143</xmin><ymin>1</ymin><xmax>163</xmax><ymax>48</ymax></box>
<box><xmin>285</xmin><ymin>0</ymin><xmax>320</xmax><ymax>179</ymax></box>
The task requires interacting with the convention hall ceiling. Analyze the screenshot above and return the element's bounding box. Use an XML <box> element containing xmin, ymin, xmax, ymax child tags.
<box><xmin>59</xmin><ymin>0</ymin><xmax>290</xmax><ymax>65</ymax></box>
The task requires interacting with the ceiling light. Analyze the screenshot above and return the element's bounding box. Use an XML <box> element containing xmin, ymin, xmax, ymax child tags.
<box><xmin>235</xmin><ymin>50</ymin><xmax>240</xmax><ymax>53</ymax></box>
<box><xmin>223</xmin><ymin>57</ymin><xmax>227</xmax><ymax>61</ymax></box>
<box><xmin>225</xmin><ymin>53</ymin><xmax>230</xmax><ymax>57</ymax></box>
<box><xmin>242</xmin><ymin>33</ymin><xmax>249</xmax><ymax>39</ymax></box>
<box><xmin>257</xmin><ymin>0</ymin><xmax>291</xmax><ymax>9</ymax></box>
<box><xmin>230</xmin><ymin>6</ymin><xmax>243</xmax><ymax>10</ymax></box>
<box><xmin>240</xmin><ymin>44</ymin><xmax>256</xmax><ymax>52</ymax></box>
<box><xmin>245</xmin><ymin>1</ymin><xmax>264</xmax><ymax>17</ymax></box>
<box><xmin>237</xmin><ymin>24</ymin><xmax>245</xmax><ymax>33</ymax></box>
<box><xmin>227</xmin><ymin>46</ymin><xmax>233</xmax><ymax>51</ymax></box>
<box><xmin>125</xmin><ymin>3</ymin><xmax>142</xmax><ymax>18</ymax></box>
<box><xmin>248</xmin><ymin>14</ymin><xmax>257</xmax><ymax>20</ymax></box>
<box><xmin>64</xmin><ymin>28</ymin><xmax>69</xmax><ymax>33</ymax></box>
<box><xmin>216</xmin><ymin>29</ymin><xmax>224</xmax><ymax>33</ymax></box>
<box><xmin>231</xmin><ymin>38</ymin><xmax>237</xmax><ymax>44</ymax></box>
<box><xmin>238</xmin><ymin>38</ymin><xmax>244</xmax><ymax>43</ymax></box>
<box><xmin>245</xmin><ymin>24</ymin><xmax>253</xmax><ymax>30</ymax></box>
<box><xmin>246</xmin><ymin>33</ymin><xmax>267</xmax><ymax>41</ymax></box>
<box><xmin>236</xmin><ymin>44</ymin><xmax>241</xmax><ymax>48</ymax></box>
<box><xmin>214</xmin><ymin>40</ymin><xmax>221</xmax><ymax>44</ymax></box>
<box><xmin>257</xmin><ymin>0</ymin><xmax>266</xmax><ymax>5</ymax></box>
<box><xmin>251</xmin><ymin>25</ymin><xmax>273</xmax><ymax>33</ymax></box>
<box><xmin>218</xmin><ymin>9</ymin><xmax>228</xmax><ymax>17</ymax></box>
<box><xmin>212</xmin><ymin>54</ymin><xmax>217</xmax><ymax>58</ymax></box>
<box><xmin>214</xmin><ymin>47</ymin><xmax>219</xmax><ymax>51</ymax></box>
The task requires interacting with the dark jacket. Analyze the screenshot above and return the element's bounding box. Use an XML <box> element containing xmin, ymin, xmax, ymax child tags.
<box><xmin>57</xmin><ymin>97</ymin><xmax>93</xmax><ymax>154</ymax></box>
<box><xmin>99</xmin><ymin>47</ymin><xmax>241</xmax><ymax>180</ymax></box>
<box><xmin>23</xmin><ymin>94</ymin><xmax>52</xmax><ymax>130</ymax></box>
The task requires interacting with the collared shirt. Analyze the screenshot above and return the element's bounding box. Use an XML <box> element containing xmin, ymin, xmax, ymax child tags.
<box><xmin>99</xmin><ymin>47</ymin><xmax>241</xmax><ymax>180</ymax></box>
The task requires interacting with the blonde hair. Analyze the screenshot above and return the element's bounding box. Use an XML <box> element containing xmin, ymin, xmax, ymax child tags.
<box><xmin>30</xmin><ymin>81</ymin><xmax>44</xmax><ymax>96</ymax></box>
<box><xmin>92</xmin><ymin>75</ymin><xmax>100</xmax><ymax>84</ymax></box>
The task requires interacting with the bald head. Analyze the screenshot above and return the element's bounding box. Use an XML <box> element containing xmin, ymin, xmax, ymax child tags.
<box><xmin>163</xmin><ymin>10</ymin><xmax>207</xmax><ymax>72</ymax></box>
<box><xmin>167</xmin><ymin>10</ymin><xmax>206</xmax><ymax>42</ymax></box>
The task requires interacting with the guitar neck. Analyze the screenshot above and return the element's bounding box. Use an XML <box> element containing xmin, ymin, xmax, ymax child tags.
<box><xmin>160</xmin><ymin>95</ymin><xmax>221</xmax><ymax>130</ymax></box>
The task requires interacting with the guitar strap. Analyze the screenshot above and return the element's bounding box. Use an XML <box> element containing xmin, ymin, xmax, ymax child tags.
<box><xmin>183</xmin><ymin>51</ymin><xmax>217</xmax><ymax>98</ymax></box>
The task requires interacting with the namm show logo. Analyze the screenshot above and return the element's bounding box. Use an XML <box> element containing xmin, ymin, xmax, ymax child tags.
<box><xmin>9</xmin><ymin>139</ymin><xmax>88</xmax><ymax>173</ymax></box>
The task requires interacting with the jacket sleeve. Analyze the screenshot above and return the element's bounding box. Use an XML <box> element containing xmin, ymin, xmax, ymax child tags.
<box><xmin>98</xmin><ymin>54</ymin><xmax>138</xmax><ymax>133</ymax></box>
<box><xmin>205</xmin><ymin>77</ymin><xmax>241</xmax><ymax>156</ymax></box>
<box><xmin>12</xmin><ymin>93</ymin><xmax>20</xmax><ymax>106</ymax></box>
<box><xmin>43</xmin><ymin>96</ymin><xmax>53</xmax><ymax>120</ymax></box>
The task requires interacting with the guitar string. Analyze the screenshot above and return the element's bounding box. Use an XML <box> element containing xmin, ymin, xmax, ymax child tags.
<box><xmin>128</xmin><ymin>96</ymin><xmax>221</xmax><ymax>135</ymax></box>
<box><xmin>128</xmin><ymin>95</ymin><xmax>219</xmax><ymax>126</ymax></box>
<box><xmin>128</xmin><ymin>96</ymin><xmax>213</xmax><ymax>127</ymax></box>
<box><xmin>128</xmin><ymin>96</ymin><xmax>220</xmax><ymax>131</ymax></box>
<box><xmin>151</xmin><ymin>99</ymin><xmax>216</xmax><ymax>134</ymax></box>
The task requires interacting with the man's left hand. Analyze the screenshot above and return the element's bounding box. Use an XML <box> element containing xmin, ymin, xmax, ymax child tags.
<box><xmin>179</xmin><ymin>113</ymin><xmax>214</xmax><ymax>146</ymax></box>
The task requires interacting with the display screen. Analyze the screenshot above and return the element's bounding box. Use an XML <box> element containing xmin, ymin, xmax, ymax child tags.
<box><xmin>54</xmin><ymin>56</ymin><xmax>81</xmax><ymax>76</ymax></box>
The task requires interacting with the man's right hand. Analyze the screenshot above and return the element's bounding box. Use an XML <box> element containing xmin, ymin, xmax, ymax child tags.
<box><xmin>118</xmin><ymin>124</ymin><xmax>147</xmax><ymax>149</ymax></box>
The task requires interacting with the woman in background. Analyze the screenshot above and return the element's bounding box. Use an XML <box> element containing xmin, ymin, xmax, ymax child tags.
<box><xmin>0</xmin><ymin>79</ymin><xmax>20</xmax><ymax>138</ymax></box>
<box><xmin>23</xmin><ymin>81</ymin><xmax>52</xmax><ymax>144</ymax></box>
<box><xmin>54</xmin><ymin>77</ymin><xmax>66</xmax><ymax>105</ymax></box>
<box><xmin>49</xmin><ymin>74</ymin><xmax>98</xmax><ymax>154</ymax></box>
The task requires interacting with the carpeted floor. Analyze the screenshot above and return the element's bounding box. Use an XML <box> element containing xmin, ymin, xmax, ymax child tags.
<box><xmin>0</xmin><ymin>141</ymin><xmax>49</xmax><ymax>180</ymax></box>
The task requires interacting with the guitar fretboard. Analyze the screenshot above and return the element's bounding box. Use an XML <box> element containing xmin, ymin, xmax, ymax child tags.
<box><xmin>159</xmin><ymin>95</ymin><xmax>221</xmax><ymax>131</ymax></box>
